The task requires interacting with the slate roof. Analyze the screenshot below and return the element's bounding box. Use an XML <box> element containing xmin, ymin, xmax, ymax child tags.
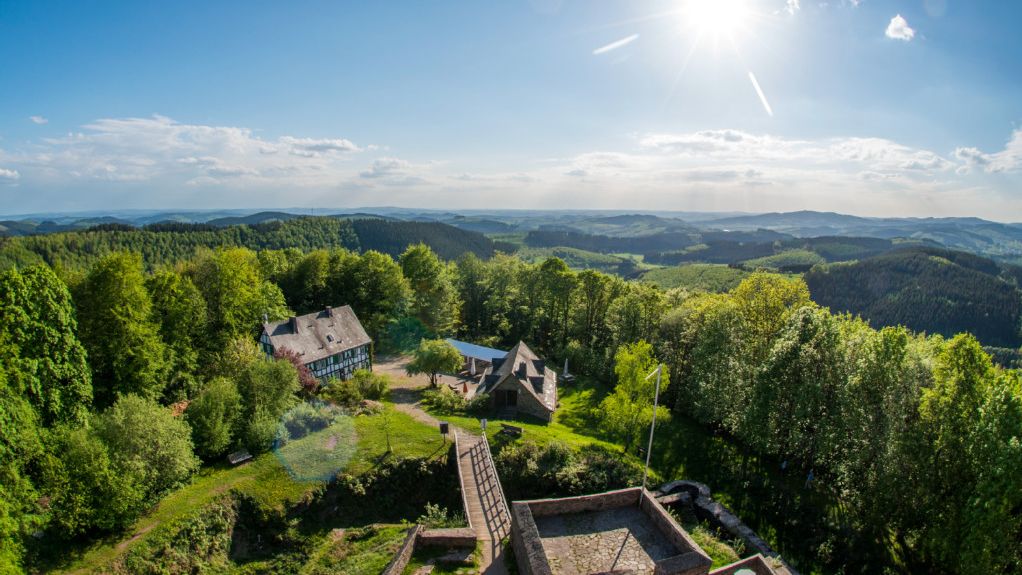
<box><xmin>261</xmin><ymin>305</ymin><xmax>371</xmax><ymax>365</ymax></box>
<box><xmin>478</xmin><ymin>341</ymin><xmax>557</xmax><ymax>412</ymax></box>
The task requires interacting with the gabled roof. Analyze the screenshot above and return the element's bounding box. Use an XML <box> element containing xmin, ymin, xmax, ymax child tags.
<box><xmin>261</xmin><ymin>305</ymin><xmax>370</xmax><ymax>365</ymax></box>
<box><xmin>479</xmin><ymin>341</ymin><xmax>557</xmax><ymax>412</ymax></box>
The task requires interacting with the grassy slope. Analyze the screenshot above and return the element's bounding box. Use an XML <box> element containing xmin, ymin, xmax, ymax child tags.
<box><xmin>52</xmin><ymin>407</ymin><xmax>442</xmax><ymax>574</ymax></box>
<box><xmin>300</xmin><ymin>524</ymin><xmax>411</xmax><ymax>575</ymax></box>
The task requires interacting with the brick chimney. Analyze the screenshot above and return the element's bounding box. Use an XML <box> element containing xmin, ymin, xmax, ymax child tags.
<box><xmin>518</xmin><ymin>361</ymin><xmax>527</xmax><ymax>378</ymax></box>
<box><xmin>289</xmin><ymin>316</ymin><xmax>299</xmax><ymax>334</ymax></box>
<box><xmin>325</xmin><ymin>306</ymin><xmax>333</xmax><ymax>317</ymax></box>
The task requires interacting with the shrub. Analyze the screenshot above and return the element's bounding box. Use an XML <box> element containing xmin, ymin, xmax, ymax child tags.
<box><xmin>495</xmin><ymin>441</ymin><xmax>642</xmax><ymax>500</ymax></box>
<box><xmin>465</xmin><ymin>392</ymin><xmax>491</xmax><ymax>416</ymax></box>
<box><xmin>185</xmin><ymin>377</ymin><xmax>241</xmax><ymax>460</ymax></box>
<box><xmin>321</xmin><ymin>379</ymin><xmax>363</xmax><ymax>409</ymax></box>
<box><xmin>352</xmin><ymin>369</ymin><xmax>389</xmax><ymax>400</ymax></box>
<box><xmin>421</xmin><ymin>386</ymin><xmax>466</xmax><ymax>414</ymax></box>
<box><xmin>279</xmin><ymin>402</ymin><xmax>336</xmax><ymax>441</ymax></box>
<box><xmin>415</xmin><ymin>503</ymin><xmax>465</xmax><ymax>529</ymax></box>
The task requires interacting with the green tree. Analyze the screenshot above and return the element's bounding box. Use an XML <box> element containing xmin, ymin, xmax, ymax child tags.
<box><xmin>401</xmin><ymin>243</ymin><xmax>461</xmax><ymax>335</ymax></box>
<box><xmin>234</xmin><ymin>356</ymin><xmax>300</xmax><ymax>452</ymax></box>
<box><xmin>0</xmin><ymin>265</ymin><xmax>92</xmax><ymax>424</ymax></box>
<box><xmin>599</xmin><ymin>341</ymin><xmax>670</xmax><ymax>451</ymax></box>
<box><xmin>750</xmin><ymin>306</ymin><xmax>846</xmax><ymax>464</ymax></box>
<box><xmin>147</xmin><ymin>269</ymin><xmax>208</xmax><ymax>401</ymax></box>
<box><xmin>406</xmin><ymin>339</ymin><xmax>462</xmax><ymax>388</ymax></box>
<box><xmin>75</xmin><ymin>252</ymin><xmax>170</xmax><ymax>406</ymax></box>
<box><xmin>189</xmin><ymin>247</ymin><xmax>289</xmax><ymax>349</ymax></box>
<box><xmin>454</xmin><ymin>253</ymin><xmax>489</xmax><ymax>338</ymax></box>
<box><xmin>185</xmin><ymin>378</ymin><xmax>242</xmax><ymax>460</ymax></box>
<box><xmin>342</xmin><ymin>250</ymin><xmax>410</xmax><ymax>341</ymax></box>
<box><xmin>909</xmin><ymin>334</ymin><xmax>996</xmax><ymax>567</ymax></box>
<box><xmin>95</xmin><ymin>394</ymin><xmax>199</xmax><ymax>503</ymax></box>
<box><xmin>43</xmin><ymin>424</ymin><xmax>143</xmax><ymax>536</ymax></box>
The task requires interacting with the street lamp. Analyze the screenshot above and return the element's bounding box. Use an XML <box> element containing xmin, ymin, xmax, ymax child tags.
<box><xmin>642</xmin><ymin>363</ymin><xmax>663</xmax><ymax>491</ymax></box>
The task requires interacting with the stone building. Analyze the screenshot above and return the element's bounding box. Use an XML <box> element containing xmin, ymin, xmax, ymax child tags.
<box><xmin>259</xmin><ymin>305</ymin><xmax>372</xmax><ymax>381</ymax></box>
<box><xmin>477</xmin><ymin>341</ymin><xmax>558</xmax><ymax>421</ymax></box>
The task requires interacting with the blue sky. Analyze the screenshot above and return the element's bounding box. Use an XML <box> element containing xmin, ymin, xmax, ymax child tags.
<box><xmin>1</xmin><ymin>0</ymin><xmax>1021</xmax><ymax>218</ymax></box>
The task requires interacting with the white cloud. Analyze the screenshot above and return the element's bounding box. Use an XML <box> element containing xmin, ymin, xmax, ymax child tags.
<box><xmin>2</xmin><ymin>115</ymin><xmax>1021</xmax><ymax>219</ymax></box>
<box><xmin>886</xmin><ymin>14</ymin><xmax>915</xmax><ymax>41</ymax></box>
<box><xmin>360</xmin><ymin>157</ymin><xmax>411</xmax><ymax>179</ymax></box>
<box><xmin>954</xmin><ymin>130</ymin><xmax>1022</xmax><ymax>174</ymax></box>
<box><xmin>29</xmin><ymin>116</ymin><xmax>48</xmax><ymax>125</ymax></box>
<box><xmin>785</xmin><ymin>0</ymin><xmax>800</xmax><ymax>16</ymax></box>
<box><xmin>0</xmin><ymin>168</ymin><xmax>19</xmax><ymax>184</ymax></box>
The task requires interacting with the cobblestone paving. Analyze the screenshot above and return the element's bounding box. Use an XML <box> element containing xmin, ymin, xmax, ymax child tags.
<box><xmin>534</xmin><ymin>507</ymin><xmax>678</xmax><ymax>575</ymax></box>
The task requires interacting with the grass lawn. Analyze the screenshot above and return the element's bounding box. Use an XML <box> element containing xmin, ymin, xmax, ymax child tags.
<box><xmin>49</xmin><ymin>405</ymin><xmax>442</xmax><ymax>574</ymax></box>
<box><xmin>300</xmin><ymin>523</ymin><xmax>412</xmax><ymax>575</ymax></box>
<box><xmin>402</xmin><ymin>541</ymin><xmax>481</xmax><ymax>574</ymax></box>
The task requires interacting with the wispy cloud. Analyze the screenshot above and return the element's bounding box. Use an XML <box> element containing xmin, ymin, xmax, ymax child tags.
<box><xmin>2</xmin><ymin>115</ymin><xmax>1021</xmax><ymax>219</ymax></box>
<box><xmin>593</xmin><ymin>34</ymin><xmax>639</xmax><ymax>55</ymax></box>
<box><xmin>28</xmin><ymin>116</ymin><xmax>48</xmax><ymax>125</ymax></box>
<box><xmin>886</xmin><ymin>14</ymin><xmax>915</xmax><ymax>41</ymax></box>
<box><xmin>785</xmin><ymin>0</ymin><xmax>800</xmax><ymax>16</ymax></box>
<box><xmin>0</xmin><ymin>168</ymin><xmax>19</xmax><ymax>184</ymax></box>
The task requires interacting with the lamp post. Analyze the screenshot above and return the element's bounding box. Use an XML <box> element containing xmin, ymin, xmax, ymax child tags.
<box><xmin>642</xmin><ymin>363</ymin><xmax>663</xmax><ymax>492</ymax></box>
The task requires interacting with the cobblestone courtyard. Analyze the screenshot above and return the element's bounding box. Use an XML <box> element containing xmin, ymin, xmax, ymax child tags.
<box><xmin>533</xmin><ymin>507</ymin><xmax>679</xmax><ymax>575</ymax></box>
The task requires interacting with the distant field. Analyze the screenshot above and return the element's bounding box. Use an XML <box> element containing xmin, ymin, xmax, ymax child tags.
<box><xmin>742</xmin><ymin>249</ymin><xmax>825</xmax><ymax>270</ymax></box>
<box><xmin>516</xmin><ymin>246</ymin><xmax>626</xmax><ymax>271</ymax></box>
<box><xmin>640</xmin><ymin>264</ymin><xmax>750</xmax><ymax>292</ymax></box>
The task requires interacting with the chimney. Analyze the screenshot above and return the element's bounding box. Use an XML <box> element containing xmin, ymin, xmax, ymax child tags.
<box><xmin>325</xmin><ymin>306</ymin><xmax>333</xmax><ymax>317</ymax></box>
<box><xmin>289</xmin><ymin>316</ymin><xmax>299</xmax><ymax>334</ymax></box>
<box><xmin>518</xmin><ymin>361</ymin><xmax>527</xmax><ymax>378</ymax></box>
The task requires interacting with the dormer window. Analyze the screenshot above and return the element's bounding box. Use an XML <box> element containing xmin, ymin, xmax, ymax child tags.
<box><xmin>327</xmin><ymin>334</ymin><xmax>335</xmax><ymax>343</ymax></box>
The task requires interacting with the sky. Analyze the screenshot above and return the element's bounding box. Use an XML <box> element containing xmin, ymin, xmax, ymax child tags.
<box><xmin>1</xmin><ymin>0</ymin><xmax>1021</xmax><ymax>219</ymax></box>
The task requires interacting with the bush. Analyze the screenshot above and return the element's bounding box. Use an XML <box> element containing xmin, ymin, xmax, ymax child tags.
<box><xmin>495</xmin><ymin>441</ymin><xmax>642</xmax><ymax>500</ymax></box>
<box><xmin>415</xmin><ymin>503</ymin><xmax>465</xmax><ymax>529</ymax></box>
<box><xmin>320</xmin><ymin>379</ymin><xmax>363</xmax><ymax>409</ymax></box>
<box><xmin>420</xmin><ymin>387</ymin><xmax>466</xmax><ymax>414</ymax></box>
<box><xmin>279</xmin><ymin>402</ymin><xmax>336</xmax><ymax>441</ymax></box>
<box><xmin>352</xmin><ymin>369</ymin><xmax>389</xmax><ymax>400</ymax></box>
<box><xmin>465</xmin><ymin>392</ymin><xmax>491</xmax><ymax>416</ymax></box>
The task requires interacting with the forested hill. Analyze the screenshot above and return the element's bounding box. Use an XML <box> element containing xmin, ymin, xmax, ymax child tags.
<box><xmin>0</xmin><ymin>217</ymin><xmax>500</xmax><ymax>270</ymax></box>
<box><xmin>349</xmin><ymin>219</ymin><xmax>503</xmax><ymax>260</ymax></box>
<box><xmin>805</xmin><ymin>246</ymin><xmax>1022</xmax><ymax>347</ymax></box>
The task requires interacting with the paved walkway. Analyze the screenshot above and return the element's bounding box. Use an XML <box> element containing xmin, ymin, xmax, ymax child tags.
<box><xmin>377</xmin><ymin>356</ymin><xmax>511</xmax><ymax>574</ymax></box>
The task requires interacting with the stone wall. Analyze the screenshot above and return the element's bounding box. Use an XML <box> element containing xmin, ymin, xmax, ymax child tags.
<box><xmin>512</xmin><ymin>488</ymin><xmax>713</xmax><ymax>575</ymax></box>
<box><xmin>638</xmin><ymin>490</ymin><xmax>712</xmax><ymax>575</ymax></box>
<box><xmin>417</xmin><ymin>527</ymin><xmax>477</xmax><ymax>548</ymax></box>
<box><xmin>491</xmin><ymin>377</ymin><xmax>553</xmax><ymax>422</ymax></box>
<box><xmin>656</xmin><ymin>481</ymin><xmax>799</xmax><ymax>575</ymax></box>
<box><xmin>511</xmin><ymin>502</ymin><xmax>554</xmax><ymax>575</ymax></box>
<box><xmin>522</xmin><ymin>487</ymin><xmax>641</xmax><ymax>518</ymax></box>
<box><xmin>381</xmin><ymin>524</ymin><xmax>422</xmax><ymax>575</ymax></box>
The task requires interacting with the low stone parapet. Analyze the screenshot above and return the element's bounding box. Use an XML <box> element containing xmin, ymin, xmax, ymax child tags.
<box><xmin>417</xmin><ymin>527</ymin><xmax>477</xmax><ymax>548</ymax></box>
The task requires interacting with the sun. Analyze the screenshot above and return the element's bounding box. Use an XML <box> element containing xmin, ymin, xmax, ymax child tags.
<box><xmin>682</xmin><ymin>0</ymin><xmax>754</xmax><ymax>41</ymax></box>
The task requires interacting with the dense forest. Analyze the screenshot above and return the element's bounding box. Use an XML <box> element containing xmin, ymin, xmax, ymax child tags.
<box><xmin>0</xmin><ymin>217</ymin><xmax>505</xmax><ymax>272</ymax></box>
<box><xmin>806</xmin><ymin>246</ymin><xmax>1022</xmax><ymax>347</ymax></box>
<box><xmin>0</xmin><ymin>221</ymin><xmax>1020</xmax><ymax>574</ymax></box>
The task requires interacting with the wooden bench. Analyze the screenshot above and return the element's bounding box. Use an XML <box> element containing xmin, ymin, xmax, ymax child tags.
<box><xmin>227</xmin><ymin>450</ymin><xmax>253</xmax><ymax>465</ymax></box>
<box><xmin>497</xmin><ymin>423</ymin><xmax>523</xmax><ymax>438</ymax></box>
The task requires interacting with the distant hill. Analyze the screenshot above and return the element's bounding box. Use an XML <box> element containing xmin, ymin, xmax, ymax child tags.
<box><xmin>805</xmin><ymin>246</ymin><xmax>1022</xmax><ymax>347</ymax></box>
<box><xmin>0</xmin><ymin>216</ymin><xmax>498</xmax><ymax>270</ymax></box>
<box><xmin>206</xmin><ymin>211</ymin><xmax>303</xmax><ymax>227</ymax></box>
<box><xmin>350</xmin><ymin>219</ymin><xmax>499</xmax><ymax>260</ymax></box>
<box><xmin>699</xmin><ymin>210</ymin><xmax>1022</xmax><ymax>263</ymax></box>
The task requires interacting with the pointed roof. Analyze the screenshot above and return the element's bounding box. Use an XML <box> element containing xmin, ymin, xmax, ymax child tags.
<box><xmin>479</xmin><ymin>341</ymin><xmax>557</xmax><ymax>412</ymax></box>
